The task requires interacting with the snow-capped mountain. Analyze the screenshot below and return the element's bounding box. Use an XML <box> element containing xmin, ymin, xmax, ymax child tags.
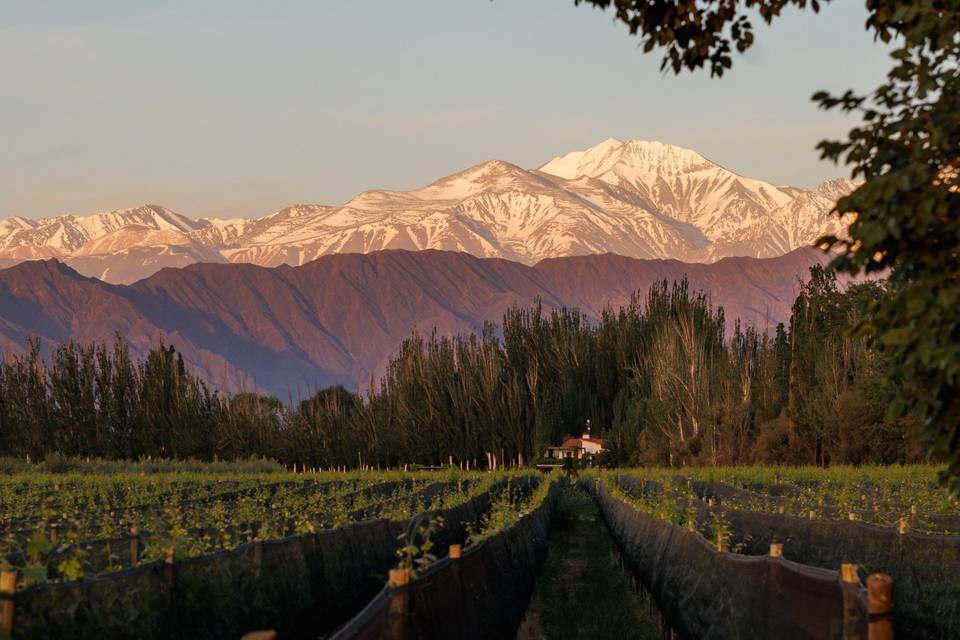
<box><xmin>0</xmin><ymin>140</ymin><xmax>856</xmax><ymax>283</ymax></box>
<box><xmin>537</xmin><ymin>138</ymin><xmax>853</xmax><ymax>259</ymax></box>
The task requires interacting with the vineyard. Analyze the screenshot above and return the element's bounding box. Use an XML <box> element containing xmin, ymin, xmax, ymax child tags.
<box><xmin>0</xmin><ymin>463</ymin><xmax>957</xmax><ymax>639</ymax></box>
<box><xmin>589</xmin><ymin>465</ymin><xmax>960</xmax><ymax>639</ymax></box>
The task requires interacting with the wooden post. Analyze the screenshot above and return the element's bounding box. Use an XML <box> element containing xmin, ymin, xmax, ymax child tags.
<box><xmin>841</xmin><ymin>563</ymin><xmax>864</xmax><ymax>640</ymax></box>
<box><xmin>164</xmin><ymin>547</ymin><xmax>175</xmax><ymax>588</ymax></box>
<box><xmin>769</xmin><ymin>543</ymin><xmax>783</xmax><ymax>557</ymax></box>
<box><xmin>49</xmin><ymin>523</ymin><xmax>58</xmax><ymax>545</ymax></box>
<box><xmin>867</xmin><ymin>574</ymin><xmax>894</xmax><ymax>640</ymax></box>
<box><xmin>130</xmin><ymin>526</ymin><xmax>140</xmax><ymax>565</ymax></box>
<box><xmin>841</xmin><ymin>563</ymin><xmax>859</xmax><ymax>584</ymax></box>
<box><xmin>716</xmin><ymin>531</ymin><xmax>727</xmax><ymax>553</ymax></box>
<box><xmin>897</xmin><ymin>517</ymin><xmax>908</xmax><ymax>535</ymax></box>
<box><xmin>387</xmin><ymin>568</ymin><xmax>411</xmax><ymax>640</ymax></box>
<box><xmin>449</xmin><ymin>543</ymin><xmax>463</xmax><ymax>609</ymax></box>
<box><xmin>1</xmin><ymin>570</ymin><xmax>16</xmax><ymax>634</ymax></box>
<box><xmin>778</xmin><ymin>505</ymin><xmax>785</xmax><ymax>515</ymax></box>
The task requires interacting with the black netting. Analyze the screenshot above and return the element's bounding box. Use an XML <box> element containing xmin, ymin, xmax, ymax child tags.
<box><xmin>714</xmin><ymin>504</ymin><xmax>960</xmax><ymax>640</ymax></box>
<box><xmin>9</xmin><ymin>479</ymin><xmax>518</xmax><ymax>640</ymax></box>
<box><xmin>9</xmin><ymin>563</ymin><xmax>169</xmax><ymax>639</ymax></box>
<box><xmin>331</xmin><ymin>481</ymin><xmax>557</xmax><ymax>640</ymax></box>
<box><xmin>587</xmin><ymin>480</ymin><xmax>867</xmax><ymax>640</ymax></box>
<box><xmin>618</xmin><ymin>474</ymin><xmax>959</xmax><ymax>639</ymax></box>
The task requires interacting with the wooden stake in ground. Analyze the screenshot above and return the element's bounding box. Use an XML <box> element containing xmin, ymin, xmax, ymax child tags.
<box><xmin>130</xmin><ymin>526</ymin><xmax>140</xmax><ymax>565</ymax></box>
<box><xmin>769</xmin><ymin>543</ymin><xmax>783</xmax><ymax>558</ymax></box>
<box><xmin>387</xmin><ymin>568</ymin><xmax>411</xmax><ymax>640</ymax></box>
<box><xmin>867</xmin><ymin>573</ymin><xmax>894</xmax><ymax>640</ymax></box>
<box><xmin>1</xmin><ymin>570</ymin><xmax>16</xmax><ymax>634</ymax></box>
<box><xmin>840</xmin><ymin>563</ymin><xmax>864</xmax><ymax>640</ymax></box>
<box><xmin>254</xmin><ymin>538</ymin><xmax>263</xmax><ymax>578</ymax></box>
<box><xmin>164</xmin><ymin>547</ymin><xmax>176</xmax><ymax>588</ymax></box>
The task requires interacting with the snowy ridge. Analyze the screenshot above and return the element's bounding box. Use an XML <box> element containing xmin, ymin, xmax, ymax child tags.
<box><xmin>0</xmin><ymin>140</ymin><xmax>856</xmax><ymax>283</ymax></box>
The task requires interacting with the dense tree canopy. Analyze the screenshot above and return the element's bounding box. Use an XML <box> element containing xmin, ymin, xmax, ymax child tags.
<box><xmin>574</xmin><ymin>0</ymin><xmax>960</xmax><ymax>490</ymax></box>
<box><xmin>0</xmin><ymin>274</ymin><xmax>927</xmax><ymax>470</ymax></box>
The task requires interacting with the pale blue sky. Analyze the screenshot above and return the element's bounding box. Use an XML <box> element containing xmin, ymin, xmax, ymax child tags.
<box><xmin>2</xmin><ymin>1</ymin><xmax>890</xmax><ymax>220</ymax></box>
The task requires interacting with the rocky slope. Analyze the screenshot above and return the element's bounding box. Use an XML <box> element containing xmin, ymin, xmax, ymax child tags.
<box><xmin>0</xmin><ymin>140</ymin><xmax>854</xmax><ymax>283</ymax></box>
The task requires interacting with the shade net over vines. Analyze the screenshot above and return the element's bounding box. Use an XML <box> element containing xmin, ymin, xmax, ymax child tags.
<box><xmin>332</xmin><ymin>482</ymin><xmax>557</xmax><ymax>640</ymax></box>
<box><xmin>587</xmin><ymin>480</ymin><xmax>868</xmax><ymax>640</ymax></box>
<box><xmin>679</xmin><ymin>478</ymin><xmax>960</xmax><ymax>639</ymax></box>
<box><xmin>2</xmin><ymin>478</ymin><xmax>440</xmax><ymax>573</ymax></box>
<box><xmin>9</xmin><ymin>478</ymin><xmax>533</xmax><ymax>640</ymax></box>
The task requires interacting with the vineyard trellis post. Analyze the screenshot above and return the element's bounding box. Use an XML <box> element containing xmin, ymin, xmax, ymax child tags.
<box><xmin>867</xmin><ymin>574</ymin><xmax>894</xmax><ymax>640</ymax></box>
<box><xmin>164</xmin><ymin>547</ymin><xmax>175</xmax><ymax>588</ymax></box>
<box><xmin>841</xmin><ymin>563</ymin><xmax>864</xmax><ymax>640</ymax></box>
<box><xmin>1</xmin><ymin>570</ymin><xmax>16</xmax><ymax>634</ymax></box>
<box><xmin>130</xmin><ymin>526</ymin><xmax>140</xmax><ymax>565</ymax></box>
<box><xmin>449</xmin><ymin>543</ymin><xmax>463</xmax><ymax>614</ymax></box>
<box><xmin>386</xmin><ymin>568</ymin><xmax>411</xmax><ymax>640</ymax></box>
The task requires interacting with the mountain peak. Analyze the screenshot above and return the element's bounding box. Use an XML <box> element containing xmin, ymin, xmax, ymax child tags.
<box><xmin>2</xmin><ymin>257</ymin><xmax>86</xmax><ymax>280</ymax></box>
<box><xmin>1</xmin><ymin>215</ymin><xmax>37</xmax><ymax>231</ymax></box>
<box><xmin>415</xmin><ymin>158</ymin><xmax>548</xmax><ymax>200</ymax></box>
<box><xmin>813</xmin><ymin>178</ymin><xmax>859</xmax><ymax>200</ymax></box>
<box><xmin>538</xmin><ymin>138</ymin><xmax>712</xmax><ymax>180</ymax></box>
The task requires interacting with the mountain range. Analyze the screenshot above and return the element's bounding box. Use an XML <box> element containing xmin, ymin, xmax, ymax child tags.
<box><xmin>0</xmin><ymin>248</ymin><xmax>830</xmax><ymax>396</ymax></box>
<box><xmin>0</xmin><ymin>139</ymin><xmax>853</xmax><ymax>284</ymax></box>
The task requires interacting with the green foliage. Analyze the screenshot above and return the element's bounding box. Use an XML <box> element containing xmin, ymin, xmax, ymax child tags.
<box><xmin>575</xmin><ymin>0</ymin><xmax>828</xmax><ymax>77</ymax></box>
<box><xmin>395</xmin><ymin>513</ymin><xmax>444</xmax><ymax>577</ymax></box>
<box><xmin>0</xmin><ymin>468</ymin><xmax>504</xmax><ymax>589</ymax></box>
<box><xmin>595</xmin><ymin>462</ymin><xmax>960</xmax><ymax>536</ymax></box>
<box><xmin>812</xmin><ymin>4</ymin><xmax>960</xmax><ymax>494</ymax></box>
<box><xmin>468</xmin><ymin>475</ymin><xmax>554</xmax><ymax>544</ymax></box>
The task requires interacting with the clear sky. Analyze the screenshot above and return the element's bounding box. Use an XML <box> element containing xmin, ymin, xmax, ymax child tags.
<box><xmin>2</xmin><ymin>0</ymin><xmax>891</xmax><ymax>220</ymax></box>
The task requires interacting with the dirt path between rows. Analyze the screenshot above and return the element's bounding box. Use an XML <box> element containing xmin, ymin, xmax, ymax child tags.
<box><xmin>516</xmin><ymin>485</ymin><xmax>659</xmax><ymax>640</ymax></box>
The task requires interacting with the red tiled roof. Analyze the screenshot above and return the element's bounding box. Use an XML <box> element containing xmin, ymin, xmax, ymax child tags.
<box><xmin>560</xmin><ymin>437</ymin><xmax>604</xmax><ymax>449</ymax></box>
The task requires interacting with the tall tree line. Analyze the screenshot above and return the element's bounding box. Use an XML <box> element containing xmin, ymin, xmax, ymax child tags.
<box><xmin>0</xmin><ymin>268</ymin><xmax>926</xmax><ymax>468</ymax></box>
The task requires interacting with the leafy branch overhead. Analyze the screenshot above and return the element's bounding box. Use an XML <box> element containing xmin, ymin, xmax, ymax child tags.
<box><xmin>575</xmin><ymin>0</ymin><xmax>828</xmax><ymax>77</ymax></box>
<box><xmin>577</xmin><ymin>0</ymin><xmax>960</xmax><ymax>491</ymax></box>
